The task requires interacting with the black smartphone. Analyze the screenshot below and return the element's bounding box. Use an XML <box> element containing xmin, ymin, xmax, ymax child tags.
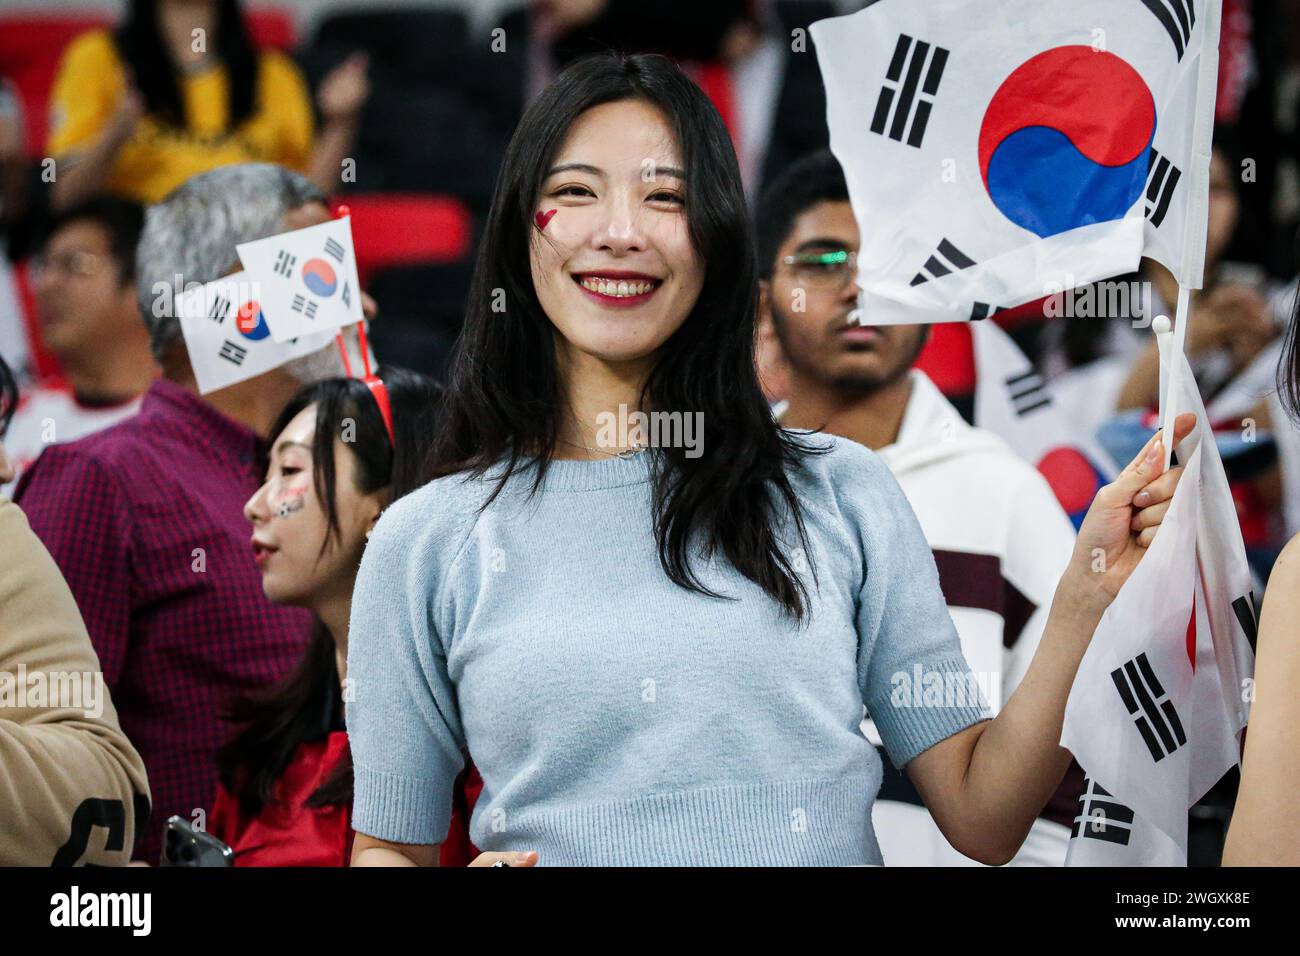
<box><xmin>160</xmin><ymin>815</ymin><xmax>235</xmax><ymax>867</ymax></box>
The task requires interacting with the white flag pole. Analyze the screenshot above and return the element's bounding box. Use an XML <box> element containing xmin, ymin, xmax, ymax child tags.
<box><xmin>1158</xmin><ymin>0</ymin><xmax>1222</xmax><ymax>467</ymax></box>
<box><xmin>1154</xmin><ymin>314</ymin><xmax>1174</xmax><ymax>403</ymax></box>
<box><xmin>1160</xmin><ymin>285</ymin><xmax>1193</xmax><ymax>467</ymax></box>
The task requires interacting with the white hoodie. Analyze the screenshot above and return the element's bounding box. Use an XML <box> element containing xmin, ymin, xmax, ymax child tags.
<box><xmin>866</xmin><ymin>371</ymin><xmax>1079</xmax><ymax>866</ymax></box>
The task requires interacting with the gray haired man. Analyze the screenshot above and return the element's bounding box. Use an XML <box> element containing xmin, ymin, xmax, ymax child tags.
<box><xmin>14</xmin><ymin>163</ymin><xmax>368</xmax><ymax>862</ymax></box>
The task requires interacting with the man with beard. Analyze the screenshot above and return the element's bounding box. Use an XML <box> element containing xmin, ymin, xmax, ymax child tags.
<box><xmin>755</xmin><ymin>150</ymin><xmax>1081</xmax><ymax>866</ymax></box>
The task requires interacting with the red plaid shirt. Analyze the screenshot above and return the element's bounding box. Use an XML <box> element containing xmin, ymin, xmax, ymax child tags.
<box><xmin>14</xmin><ymin>378</ymin><xmax>313</xmax><ymax>862</ymax></box>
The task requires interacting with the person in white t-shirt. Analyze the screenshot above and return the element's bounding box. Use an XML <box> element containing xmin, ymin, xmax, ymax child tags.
<box><xmin>756</xmin><ymin>151</ymin><xmax>1080</xmax><ymax>865</ymax></box>
<box><xmin>2</xmin><ymin>196</ymin><xmax>155</xmax><ymax>494</ymax></box>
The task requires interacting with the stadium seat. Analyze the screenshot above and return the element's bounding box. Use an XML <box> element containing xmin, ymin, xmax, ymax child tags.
<box><xmin>0</xmin><ymin>8</ymin><xmax>298</xmax><ymax>160</ymax></box>
<box><xmin>0</xmin><ymin>13</ymin><xmax>109</xmax><ymax>159</ymax></box>
<box><xmin>328</xmin><ymin>194</ymin><xmax>475</xmax><ymax>380</ymax></box>
<box><xmin>329</xmin><ymin>194</ymin><xmax>472</xmax><ymax>285</ymax></box>
<box><xmin>688</xmin><ymin>62</ymin><xmax>738</xmax><ymax>144</ymax></box>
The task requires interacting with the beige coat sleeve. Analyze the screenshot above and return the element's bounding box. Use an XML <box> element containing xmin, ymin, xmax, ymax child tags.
<box><xmin>0</xmin><ymin>498</ymin><xmax>150</xmax><ymax>865</ymax></box>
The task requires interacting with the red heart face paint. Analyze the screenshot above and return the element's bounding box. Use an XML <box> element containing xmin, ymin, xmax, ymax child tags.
<box><xmin>535</xmin><ymin>209</ymin><xmax>557</xmax><ymax>231</ymax></box>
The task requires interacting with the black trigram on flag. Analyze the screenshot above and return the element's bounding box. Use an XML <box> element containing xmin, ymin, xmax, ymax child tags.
<box><xmin>207</xmin><ymin>294</ymin><xmax>230</xmax><ymax>324</ymax></box>
<box><xmin>324</xmin><ymin>237</ymin><xmax>345</xmax><ymax>263</ymax></box>
<box><xmin>1111</xmin><ymin>652</ymin><xmax>1187</xmax><ymax>762</ymax></box>
<box><xmin>1145</xmin><ymin>149</ymin><xmax>1182</xmax><ymax>228</ymax></box>
<box><xmin>910</xmin><ymin>238</ymin><xmax>974</xmax><ymax>286</ymax></box>
<box><xmin>273</xmin><ymin>250</ymin><xmax>296</xmax><ymax>277</ymax></box>
<box><xmin>969</xmin><ymin>302</ymin><xmax>1005</xmax><ymax>322</ymax></box>
<box><xmin>291</xmin><ymin>294</ymin><xmax>319</xmax><ymax>320</ymax></box>
<box><xmin>218</xmin><ymin>340</ymin><xmax>248</xmax><ymax>366</ymax></box>
<box><xmin>1139</xmin><ymin>0</ymin><xmax>1197</xmax><ymax>61</ymax></box>
<box><xmin>1232</xmin><ymin>592</ymin><xmax>1259</xmax><ymax>650</ymax></box>
<box><xmin>870</xmin><ymin>34</ymin><xmax>949</xmax><ymax>149</ymax></box>
<box><xmin>909</xmin><ymin>240</ymin><xmax>1001</xmax><ymax>321</ymax></box>
<box><xmin>1071</xmin><ymin>777</ymin><xmax>1135</xmax><ymax>846</ymax></box>
<box><xmin>341</xmin><ymin>281</ymin><xmax>352</xmax><ymax>309</ymax></box>
<box><xmin>1004</xmin><ymin>369</ymin><xmax>1051</xmax><ymax>416</ymax></box>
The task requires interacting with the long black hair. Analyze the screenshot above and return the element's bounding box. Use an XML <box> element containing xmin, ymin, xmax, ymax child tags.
<box><xmin>1278</xmin><ymin>270</ymin><xmax>1300</xmax><ymax>424</ymax></box>
<box><xmin>431</xmin><ymin>52</ymin><xmax>823</xmax><ymax>621</ymax></box>
<box><xmin>217</xmin><ymin>368</ymin><xmax>443</xmax><ymax>816</ymax></box>
<box><xmin>115</xmin><ymin>0</ymin><xmax>258</xmax><ymax>131</ymax></box>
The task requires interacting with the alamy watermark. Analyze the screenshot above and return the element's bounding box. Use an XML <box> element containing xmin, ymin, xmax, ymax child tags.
<box><xmin>595</xmin><ymin>403</ymin><xmax>704</xmax><ymax>459</ymax></box>
<box><xmin>1042</xmin><ymin>274</ymin><xmax>1155</xmax><ymax>325</ymax></box>
<box><xmin>889</xmin><ymin>664</ymin><xmax>1000</xmax><ymax>710</ymax></box>
<box><xmin>0</xmin><ymin>665</ymin><xmax>105</xmax><ymax>718</ymax></box>
<box><xmin>50</xmin><ymin>887</ymin><xmax>150</xmax><ymax>936</ymax></box>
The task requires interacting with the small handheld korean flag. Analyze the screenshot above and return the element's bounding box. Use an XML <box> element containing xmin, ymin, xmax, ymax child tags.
<box><xmin>1061</xmin><ymin>346</ymin><xmax>1255</xmax><ymax>866</ymax></box>
<box><xmin>177</xmin><ymin>271</ymin><xmax>333</xmax><ymax>394</ymax></box>
<box><xmin>809</xmin><ymin>0</ymin><xmax>1221</xmax><ymax>324</ymax></box>
<box><xmin>235</xmin><ymin>215</ymin><xmax>363</xmax><ymax>342</ymax></box>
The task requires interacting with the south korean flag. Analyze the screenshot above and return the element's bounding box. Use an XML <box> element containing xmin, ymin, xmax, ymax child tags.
<box><xmin>809</xmin><ymin>0</ymin><xmax>1221</xmax><ymax>324</ymax></box>
<box><xmin>236</xmin><ymin>215</ymin><xmax>363</xmax><ymax>342</ymax></box>
<box><xmin>1069</xmin><ymin>776</ymin><xmax>1184</xmax><ymax>865</ymax></box>
<box><xmin>1062</xmin><ymin>346</ymin><xmax>1255</xmax><ymax>865</ymax></box>
<box><xmin>177</xmin><ymin>271</ymin><xmax>333</xmax><ymax>394</ymax></box>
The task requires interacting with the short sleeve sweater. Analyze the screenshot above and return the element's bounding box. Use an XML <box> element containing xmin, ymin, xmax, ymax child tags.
<box><xmin>346</xmin><ymin>434</ymin><xmax>990</xmax><ymax>866</ymax></box>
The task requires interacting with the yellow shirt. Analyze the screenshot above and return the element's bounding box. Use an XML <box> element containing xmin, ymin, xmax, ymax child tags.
<box><xmin>48</xmin><ymin>29</ymin><xmax>314</xmax><ymax>204</ymax></box>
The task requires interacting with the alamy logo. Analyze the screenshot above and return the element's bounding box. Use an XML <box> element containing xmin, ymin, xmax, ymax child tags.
<box><xmin>595</xmin><ymin>404</ymin><xmax>704</xmax><ymax>459</ymax></box>
<box><xmin>49</xmin><ymin>886</ymin><xmax>151</xmax><ymax>936</ymax></box>
<box><xmin>0</xmin><ymin>665</ymin><xmax>104</xmax><ymax>718</ymax></box>
<box><xmin>888</xmin><ymin>664</ymin><xmax>997</xmax><ymax>709</ymax></box>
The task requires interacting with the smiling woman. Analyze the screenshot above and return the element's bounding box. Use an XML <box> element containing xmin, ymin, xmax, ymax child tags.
<box><xmin>531</xmin><ymin>100</ymin><xmax>701</xmax><ymax>336</ymax></box>
<box><xmin>345</xmin><ymin>52</ymin><xmax>1194</xmax><ymax>868</ymax></box>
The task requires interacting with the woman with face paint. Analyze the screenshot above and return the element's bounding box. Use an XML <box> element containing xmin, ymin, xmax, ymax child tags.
<box><xmin>347</xmin><ymin>53</ymin><xmax>1192</xmax><ymax>867</ymax></box>
<box><xmin>212</xmin><ymin>368</ymin><xmax>532</xmax><ymax>867</ymax></box>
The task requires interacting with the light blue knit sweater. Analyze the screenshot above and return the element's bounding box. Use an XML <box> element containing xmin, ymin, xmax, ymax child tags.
<box><xmin>347</xmin><ymin>434</ymin><xmax>990</xmax><ymax>866</ymax></box>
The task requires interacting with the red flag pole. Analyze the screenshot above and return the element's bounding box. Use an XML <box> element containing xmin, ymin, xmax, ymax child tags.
<box><xmin>332</xmin><ymin>203</ymin><xmax>356</xmax><ymax>378</ymax></box>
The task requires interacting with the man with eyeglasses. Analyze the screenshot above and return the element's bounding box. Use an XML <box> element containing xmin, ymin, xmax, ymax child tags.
<box><xmin>755</xmin><ymin>150</ymin><xmax>1081</xmax><ymax>866</ymax></box>
<box><xmin>2</xmin><ymin>197</ymin><xmax>155</xmax><ymax>493</ymax></box>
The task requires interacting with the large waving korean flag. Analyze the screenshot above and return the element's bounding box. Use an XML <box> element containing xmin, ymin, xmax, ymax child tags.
<box><xmin>810</xmin><ymin>0</ymin><xmax>1221</xmax><ymax>324</ymax></box>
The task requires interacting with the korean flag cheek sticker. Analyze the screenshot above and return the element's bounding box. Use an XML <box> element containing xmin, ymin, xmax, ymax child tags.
<box><xmin>535</xmin><ymin>209</ymin><xmax>557</xmax><ymax>231</ymax></box>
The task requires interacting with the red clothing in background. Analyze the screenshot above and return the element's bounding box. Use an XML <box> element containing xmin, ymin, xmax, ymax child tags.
<box><xmin>443</xmin><ymin>761</ymin><xmax>483</xmax><ymax>867</ymax></box>
<box><xmin>212</xmin><ymin>732</ymin><xmax>353</xmax><ymax>867</ymax></box>
<box><xmin>13</xmin><ymin>377</ymin><xmax>313</xmax><ymax>862</ymax></box>
<box><xmin>212</xmin><ymin>733</ymin><xmax>482</xmax><ymax>867</ymax></box>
